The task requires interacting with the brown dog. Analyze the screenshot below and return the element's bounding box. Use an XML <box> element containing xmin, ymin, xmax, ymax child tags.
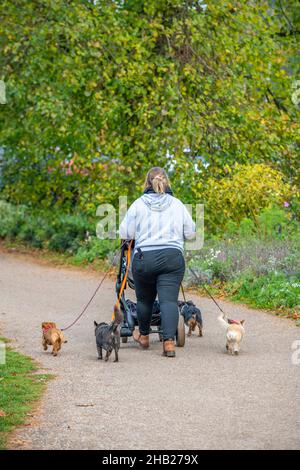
<box><xmin>42</xmin><ymin>322</ymin><xmax>67</xmax><ymax>356</ymax></box>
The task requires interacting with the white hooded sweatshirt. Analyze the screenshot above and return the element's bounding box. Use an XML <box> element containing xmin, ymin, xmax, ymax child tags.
<box><xmin>119</xmin><ymin>192</ymin><xmax>196</xmax><ymax>254</ymax></box>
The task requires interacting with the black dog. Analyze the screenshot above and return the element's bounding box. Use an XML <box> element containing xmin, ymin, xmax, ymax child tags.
<box><xmin>94</xmin><ymin>307</ymin><xmax>123</xmax><ymax>362</ymax></box>
<box><xmin>178</xmin><ymin>300</ymin><xmax>203</xmax><ymax>337</ymax></box>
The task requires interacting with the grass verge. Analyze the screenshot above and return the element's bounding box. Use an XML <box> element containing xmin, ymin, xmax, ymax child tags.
<box><xmin>0</xmin><ymin>337</ymin><xmax>52</xmax><ymax>450</ymax></box>
<box><xmin>191</xmin><ymin>279</ymin><xmax>300</xmax><ymax>326</ymax></box>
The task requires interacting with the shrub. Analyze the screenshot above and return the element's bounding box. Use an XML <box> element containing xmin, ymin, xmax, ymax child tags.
<box><xmin>47</xmin><ymin>214</ymin><xmax>91</xmax><ymax>253</ymax></box>
<box><xmin>186</xmin><ymin>205</ymin><xmax>300</xmax><ymax>311</ymax></box>
<box><xmin>231</xmin><ymin>273</ymin><xmax>300</xmax><ymax>310</ymax></box>
<box><xmin>257</xmin><ymin>205</ymin><xmax>292</xmax><ymax>239</ymax></box>
<box><xmin>204</xmin><ymin>163</ymin><xmax>293</xmax><ymax>232</ymax></box>
<box><xmin>0</xmin><ymin>199</ymin><xmax>119</xmax><ymax>260</ymax></box>
<box><xmin>0</xmin><ymin>201</ymin><xmax>26</xmax><ymax>239</ymax></box>
<box><xmin>74</xmin><ymin>238</ymin><xmax>119</xmax><ymax>264</ymax></box>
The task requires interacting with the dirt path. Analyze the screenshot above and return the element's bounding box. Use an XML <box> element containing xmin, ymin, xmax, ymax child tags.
<box><xmin>0</xmin><ymin>251</ymin><xmax>299</xmax><ymax>450</ymax></box>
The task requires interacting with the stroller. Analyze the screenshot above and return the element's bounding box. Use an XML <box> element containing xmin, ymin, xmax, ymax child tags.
<box><xmin>116</xmin><ymin>241</ymin><xmax>186</xmax><ymax>347</ymax></box>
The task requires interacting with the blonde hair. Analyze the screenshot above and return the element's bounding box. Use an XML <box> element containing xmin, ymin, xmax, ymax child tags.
<box><xmin>144</xmin><ymin>167</ymin><xmax>171</xmax><ymax>194</ymax></box>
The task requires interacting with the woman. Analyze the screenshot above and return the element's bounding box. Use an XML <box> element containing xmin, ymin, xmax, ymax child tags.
<box><xmin>119</xmin><ymin>167</ymin><xmax>196</xmax><ymax>357</ymax></box>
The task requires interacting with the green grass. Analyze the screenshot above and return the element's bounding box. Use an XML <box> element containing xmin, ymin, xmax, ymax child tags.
<box><xmin>0</xmin><ymin>337</ymin><xmax>52</xmax><ymax>449</ymax></box>
<box><xmin>228</xmin><ymin>273</ymin><xmax>300</xmax><ymax>311</ymax></box>
<box><xmin>191</xmin><ymin>273</ymin><xmax>300</xmax><ymax>323</ymax></box>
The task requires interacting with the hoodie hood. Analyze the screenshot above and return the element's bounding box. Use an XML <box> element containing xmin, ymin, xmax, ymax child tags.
<box><xmin>144</xmin><ymin>187</ymin><xmax>173</xmax><ymax>196</ymax></box>
<box><xmin>141</xmin><ymin>192</ymin><xmax>173</xmax><ymax>212</ymax></box>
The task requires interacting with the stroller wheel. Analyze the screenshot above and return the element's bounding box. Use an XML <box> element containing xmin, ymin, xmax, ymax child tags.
<box><xmin>176</xmin><ymin>314</ymin><xmax>185</xmax><ymax>347</ymax></box>
<box><xmin>121</xmin><ymin>337</ymin><xmax>128</xmax><ymax>344</ymax></box>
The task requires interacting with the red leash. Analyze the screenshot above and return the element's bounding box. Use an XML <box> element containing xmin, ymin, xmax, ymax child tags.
<box><xmin>60</xmin><ymin>241</ymin><xmax>129</xmax><ymax>332</ymax></box>
<box><xmin>61</xmin><ymin>268</ymin><xmax>113</xmax><ymax>332</ymax></box>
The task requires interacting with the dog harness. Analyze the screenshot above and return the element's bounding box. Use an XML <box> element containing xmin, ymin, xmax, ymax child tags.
<box><xmin>179</xmin><ymin>302</ymin><xmax>202</xmax><ymax>323</ymax></box>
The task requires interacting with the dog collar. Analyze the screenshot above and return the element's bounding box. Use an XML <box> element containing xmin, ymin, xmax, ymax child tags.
<box><xmin>227</xmin><ymin>319</ymin><xmax>240</xmax><ymax>325</ymax></box>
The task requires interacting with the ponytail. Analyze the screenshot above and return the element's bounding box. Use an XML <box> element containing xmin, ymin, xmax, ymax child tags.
<box><xmin>144</xmin><ymin>167</ymin><xmax>171</xmax><ymax>194</ymax></box>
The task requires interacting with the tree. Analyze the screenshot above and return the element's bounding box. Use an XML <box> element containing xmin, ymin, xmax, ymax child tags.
<box><xmin>0</xmin><ymin>0</ymin><xmax>299</xmax><ymax>214</ymax></box>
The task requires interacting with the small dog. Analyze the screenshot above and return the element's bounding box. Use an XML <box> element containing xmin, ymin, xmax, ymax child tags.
<box><xmin>94</xmin><ymin>306</ymin><xmax>123</xmax><ymax>362</ymax></box>
<box><xmin>178</xmin><ymin>300</ymin><xmax>203</xmax><ymax>337</ymax></box>
<box><xmin>42</xmin><ymin>322</ymin><xmax>67</xmax><ymax>356</ymax></box>
<box><xmin>218</xmin><ymin>314</ymin><xmax>245</xmax><ymax>355</ymax></box>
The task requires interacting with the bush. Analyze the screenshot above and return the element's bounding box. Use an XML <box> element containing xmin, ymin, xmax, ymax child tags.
<box><xmin>74</xmin><ymin>238</ymin><xmax>119</xmax><ymax>264</ymax></box>
<box><xmin>204</xmin><ymin>163</ymin><xmax>293</xmax><ymax>233</ymax></box>
<box><xmin>188</xmin><ymin>235</ymin><xmax>300</xmax><ymax>282</ymax></box>
<box><xmin>47</xmin><ymin>214</ymin><xmax>90</xmax><ymax>253</ymax></box>
<box><xmin>0</xmin><ymin>199</ymin><xmax>118</xmax><ymax>260</ymax></box>
<box><xmin>0</xmin><ymin>201</ymin><xmax>27</xmax><ymax>238</ymax></box>
<box><xmin>186</xmin><ymin>205</ymin><xmax>300</xmax><ymax>311</ymax></box>
<box><xmin>230</xmin><ymin>272</ymin><xmax>300</xmax><ymax>310</ymax></box>
<box><xmin>257</xmin><ymin>205</ymin><xmax>293</xmax><ymax>239</ymax></box>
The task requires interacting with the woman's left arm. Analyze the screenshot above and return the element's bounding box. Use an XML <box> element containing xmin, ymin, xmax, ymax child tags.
<box><xmin>119</xmin><ymin>202</ymin><xmax>137</xmax><ymax>240</ymax></box>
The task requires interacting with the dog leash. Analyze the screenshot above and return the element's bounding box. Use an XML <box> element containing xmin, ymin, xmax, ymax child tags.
<box><xmin>188</xmin><ymin>267</ymin><xmax>227</xmax><ymax>315</ymax></box>
<box><xmin>61</xmin><ymin>268</ymin><xmax>113</xmax><ymax>332</ymax></box>
<box><xmin>112</xmin><ymin>239</ymin><xmax>133</xmax><ymax>320</ymax></box>
<box><xmin>60</xmin><ymin>268</ymin><xmax>115</xmax><ymax>332</ymax></box>
<box><xmin>180</xmin><ymin>283</ymin><xmax>187</xmax><ymax>303</ymax></box>
<box><xmin>61</xmin><ymin>244</ymin><xmax>228</xmax><ymax>331</ymax></box>
<box><xmin>61</xmin><ymin>241</ymin><xmax>129</xmax><ymax>332</ymax></box>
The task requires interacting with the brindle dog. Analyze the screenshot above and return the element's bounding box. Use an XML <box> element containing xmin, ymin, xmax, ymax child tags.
<box><xmin>94</xmin><ymin>307</ymin><xmax>123</xmax><ymax>362</ymax></box>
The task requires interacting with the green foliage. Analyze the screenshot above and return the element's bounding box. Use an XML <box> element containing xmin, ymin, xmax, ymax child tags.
<box><xmin>230</xmin><ymin>272</ymin><xmax>300</xmax><ymax>310</ymax></box>
<box><xmin>0</xmin><ymin>0</ymin><xmax>299</xmax><ymax>213</ymax></box>
<box><xmin>0</xmin><ymin>201</ymin><xmax>26</xmax><ymax>238</ymax></box>
<box><xmin>204</xmin><ymin>163</ymin><xmax>294</xmax><ymax>232</ymax></box>
<box><xmin>187</xmin><ymin>205</ymin><xmax>300</xmax><ymax>312</ymax></box>
<box><xmin>0</xmin><ymin>339</ymin><xmax>51</xmax><ymax>449</ymax></box>
<box><xmin>223</xmin><ymin>204</ymin><xmax>297</xmax><ymax>240</ymax></box>
<box><xmin>0</xmin><ymin>200</ymin><xmax>115</xmax><ymax>259</ymax></box>
<box><xmin>272</xmin><ymin>0</ymin><xmax>300</xmax><ymax>78</ymax></box>
<box><xmin>74</xmin><ymin>238</ymin><xmax>118</xmax><ymax>264</ymax></box>
<box><xmin>257</xmin><ymin>205</ymin><xmax>291</xmax><ymax>238</ymax></box>
<box><xmin>238</xmin><ymin>218</ymin><xmax>256</xmax><ymax>239</ymax></box>
<box><xmin>47</xmin><ymin>214</ymin><xmax>89</xmax><ymax>253</ymax></box>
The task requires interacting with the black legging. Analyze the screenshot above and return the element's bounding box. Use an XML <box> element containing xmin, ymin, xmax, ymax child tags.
<box><xmin>132</xmin><ymin>248</ymin><xmax>185</xmax><ymax>340</ymax></box>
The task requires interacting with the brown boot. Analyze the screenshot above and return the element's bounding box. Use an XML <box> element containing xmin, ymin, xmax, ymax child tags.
<box><xmin>163</xmin><ymin>339</ymin><xmax>176</xmax><ymax>357</ymax></box>
<box><xmin>133</xmin><ymin>329</ymin><xmax>149</xmax><ymax>349</ymax></box>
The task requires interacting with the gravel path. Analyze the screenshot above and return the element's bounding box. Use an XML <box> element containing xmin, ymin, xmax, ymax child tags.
<box><xmin>0</xmin><ymin>251</ymin><xmax>300</xmax><ymax>450</ymax></box>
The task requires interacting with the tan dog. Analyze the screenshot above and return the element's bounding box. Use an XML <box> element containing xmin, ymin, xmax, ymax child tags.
<box><xmin>218</xmin><ymin>314</ymin><xmax>245</xmax><ymax>355</ymax></box>
<box><xmin>42</xmin><ymin>322</ymin><xmax>67</xmax><ymax>356</ymax></box>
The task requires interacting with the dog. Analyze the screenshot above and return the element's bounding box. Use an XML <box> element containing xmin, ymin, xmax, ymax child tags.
<box><xmin>178</xmin><ymin>300</ymin><xmax>203</xmax><ymax>337</ymax></box>
<box><xmin>94</xmin><ymin>306</ymin><xmax>123</xmax><ymax>362</ymax></box>
<box><xmin>218</xmin><ymin>314</ymin><xmax>245</xmax><ymax>355</ymax></box>
<box><xmin>42</xmin><ymin>322</ymin><xmax>67</xmax><ymax>356</ymax></box>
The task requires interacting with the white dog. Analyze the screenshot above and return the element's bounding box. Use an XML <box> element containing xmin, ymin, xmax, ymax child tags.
<box><xmin>218</xmin><ymin>314</ymin><xmax>245</xmax><ymax>355</ymax></box>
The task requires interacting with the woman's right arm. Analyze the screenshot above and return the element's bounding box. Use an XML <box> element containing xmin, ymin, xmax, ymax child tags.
<box><xmin>183</xmin><ymin>205</ymin><xmax>196</xmax><ymax>240</ymax></box>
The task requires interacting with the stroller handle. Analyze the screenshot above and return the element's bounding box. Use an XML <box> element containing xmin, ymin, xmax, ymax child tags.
<box><xmin>116</xmin><ymin>239</ymin><xmax>134</xmax><ymax>297</ymax></box>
